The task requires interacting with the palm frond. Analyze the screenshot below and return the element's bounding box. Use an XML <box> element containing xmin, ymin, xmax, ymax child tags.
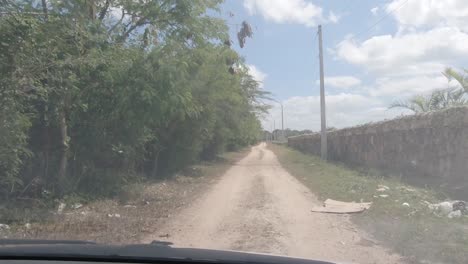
<box><xmin>444</xmin><ymin>67</ymin><xmax>468</xmax><ymax>92</ymax></box>
<box><xmin>389</xmin><ymin>87</ymin><xmax>468</xmax><ymax>113</ymax></box>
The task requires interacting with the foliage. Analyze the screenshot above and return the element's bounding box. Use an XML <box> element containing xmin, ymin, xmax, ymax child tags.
<box><xmin>0</xmin><ymin>0</ymin><xmax>267</xmax><ymax>199</ymax></box>
<box><xmin>444</xmin><ymin>67</ymin><xmax>468</xmax><ymax>92</ymax></box>
<box><xmin>390</xmin><ymin>69</ymin><xmax>468</xmax><ymax>113</ymax></box>
<box><xmin>237</xmin><ymin>21</ymin><xmax>253</xmax><ymax>48</ymax></box>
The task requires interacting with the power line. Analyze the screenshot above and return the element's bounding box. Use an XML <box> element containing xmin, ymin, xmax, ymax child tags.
<box><xmin>353</xmin><ymin>0</ymin><xmax>409</xmax><ymax>40</ymax></box>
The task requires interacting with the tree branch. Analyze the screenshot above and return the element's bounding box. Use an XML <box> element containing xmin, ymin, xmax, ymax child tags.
<box><xmin>41</xmin><ymin>0</ymin><xmax>48</xmax><ymax>19</ymax></box>
<box><xmin>98</xmin><ymin>0</ymin><xmax>110</xmax><ymax>21</ymax></box>
<box><xmin>108</xmin><ymin>9</ymin><xmax>124</xmax><ymax>34</ymax></box>
<box><xmin>120</xmin><ymin>16</ymin><xmax>148</xmax><ymax>42</ymax></box>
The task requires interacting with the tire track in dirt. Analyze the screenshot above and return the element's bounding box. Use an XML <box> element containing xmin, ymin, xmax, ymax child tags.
<box><xmin>145</xmin><ymin>143</ymin><xmax>403</xmax><ymax>264</ymax></box>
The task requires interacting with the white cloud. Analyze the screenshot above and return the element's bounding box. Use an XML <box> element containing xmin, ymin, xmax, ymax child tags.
<box><xmin>336</xmin><ymin>27</ymin><xmax>468</xmax><ymax>76</ymax></box>
<box><xmin>370</xmin><ymin>7</ymin><xmax>379</xmax><ymax>16</ymax></box>
<box><xmin>370</xmin><ymin>75</ymin><xmax>450</xmax><ymax>97</ymax></box>
<box><xmin>328</xmin><ymin>11</ymin><xmax>340</xmax><ymax>24</ymax></box>
<box><xmin>388</xmin><ymin>0</ymin><xmax>468</xmax><ymax>31</ymax></box>
<box><xmin>243</xmin><ymin>0</ymin><xmax>336</xmax><ymax>27</ymax></box>
<box><xmin>317</xmin><ymin>76</ymin><xmax>362</xmax><ymax>89</ymax></box>
<box><xmin>335</xmin><ymin>2</ymin><xmax>468</xmax><ymax>98</ymax></box>
<box><xmin>262</xmin><ymin>93</ymin><xmax>407</xmax><ymax>130</ymax></box>
<box><xmin>246</xmin><ymin>64</ymin><xmax>267</xmax><ymax>88</ymax></box>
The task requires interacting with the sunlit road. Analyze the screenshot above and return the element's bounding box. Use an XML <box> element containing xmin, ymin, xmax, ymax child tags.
<box><xmin>146</xmin><ymin>143</ymin><xmax>402</xmax><ymax>264</ymax></box>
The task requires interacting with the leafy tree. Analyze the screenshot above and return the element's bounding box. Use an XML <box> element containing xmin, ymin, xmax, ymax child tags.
<box><xmin>0</xmin><ymin>0</ymin><xmax>268</xmax><ymax>199</ymax></box>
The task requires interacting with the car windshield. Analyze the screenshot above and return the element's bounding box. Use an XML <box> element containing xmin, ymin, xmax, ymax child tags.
<box><xmin>1</xmin><ymin>1</ymin><xmax>467</xmax><ymax>263</ymax></box>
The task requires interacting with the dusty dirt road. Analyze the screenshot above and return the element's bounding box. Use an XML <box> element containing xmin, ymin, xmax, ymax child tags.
<box><xmin>146</xmin><ymin>143</ymin><xmax>402</xmax><ymax>264</ymax></box>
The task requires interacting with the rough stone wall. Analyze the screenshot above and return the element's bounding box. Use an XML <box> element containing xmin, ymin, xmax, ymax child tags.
<box><xmin>288</xmin><ymin>107</ymin><xmax>468</xmax><ymax>198</ymax></box>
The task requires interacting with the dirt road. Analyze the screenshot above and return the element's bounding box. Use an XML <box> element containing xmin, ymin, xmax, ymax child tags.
<box><xmin>146</xmin><ymin>143</ymin><xmax>402</xmax><ymax>264</ymax></box>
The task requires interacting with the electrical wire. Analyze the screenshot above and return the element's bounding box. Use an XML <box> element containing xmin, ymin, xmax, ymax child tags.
<box><xmin>353</xmin><ymin>0</ymin><xmax>409</xmax><ymax>40</ymax></box>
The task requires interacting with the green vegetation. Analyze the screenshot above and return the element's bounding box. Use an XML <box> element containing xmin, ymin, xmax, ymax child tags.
<box><xmin>0</xmin><ymin>0</ymin><xmax>268</xmax><ymax>202</ymax></box>
<box><xmin>3</xmin><ymin>147</ymin><xmax>250</xmax><ymax>243</ymax></box>
<box><xmin>269</xmin><ymin>144</ymin><xmax>468</xmax><ymax>264</ymax></box>
<box><xmin>390</xmin><ymin>68</ymin><xmax>468</xmax><ymax>113</ymax></box>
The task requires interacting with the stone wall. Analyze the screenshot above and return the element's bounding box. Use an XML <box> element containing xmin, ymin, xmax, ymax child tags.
<box><xmin>288</xmin><ymin>107</ymin><xmax>468</xmax><ymax>198</ymax></box>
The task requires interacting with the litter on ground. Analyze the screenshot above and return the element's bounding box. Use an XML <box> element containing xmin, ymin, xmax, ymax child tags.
<box><xmin>71</xmin><ymin>203</ymin><xmax>83</xmax><ymax>209</ymax></box>
<box><xmin>426</xmin><ymin>200</ymin><xmax>467</xmax><ymax>218</ymax></box>
<box><xmin>57</xmin><ymin>202</ymin><xmax>66</xmax><ymax>214</ymax></box>
<box><xmin>311</xmin><ymin>199</ymin><xmax>372</xmax><ymax>214</ymax></box>
<box><xmin>107</xmin><ymin>213</ymin><xmax>121</xmax><ymax>218</ymax></box>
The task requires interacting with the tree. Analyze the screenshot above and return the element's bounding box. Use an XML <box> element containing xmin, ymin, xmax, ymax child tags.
<box><xmin>0</xmin><ymin>0</ymin><xmax>268</xmax><ymax>199</ymax></box>
<box><xmin>443</xmin><ymin>67</ymin><xmax>468</xmax><ymax>92</ymax></box>
<box><xmin>390</xmin><ymin>69</ymin><xmax>468</xmax><ymax>113</ymax></box>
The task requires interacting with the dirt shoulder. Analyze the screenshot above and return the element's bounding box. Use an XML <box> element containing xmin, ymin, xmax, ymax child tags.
<box><xmin>1</xmin><ymin>149</ymin><xmax>250</xmax><ymax>244</ymax></box>
<box><xmin>269</xmin><ymin>143</ymin><xmax>468</xmax><ymax>264</ymax></box>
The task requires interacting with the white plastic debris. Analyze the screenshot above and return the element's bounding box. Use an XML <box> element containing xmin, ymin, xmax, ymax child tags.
<box><xmin>448</xmin><ymin>210</ymin><xmax>462</xmax><ymax>219</ymax></box>
<box><xmin>427</xmin><ymin>200</ymin><xmax>467</xmax><ymax>217</ymax></box>
<box><xmin>378</xmin><ymin>194</ymin><xmax>389</xmax><ymax>198</ymax></box>
<box><xmin>402</xmin><ymin>202</ymin><xmax>410</xmax><ymax>207</ymax></box>
<box><xmin>376</xmin><ymin>185</ymin><xmax>390</xmax><ymax>192</ymax></box>
<box><xmin>310</xmin><ymin>199</ymin><xmax>372</xmax><ymax>214</ymax></box>
<box><xmin>399</xmin><ymin>186</ymin><xmax>416</xmax><ymax>192</ymax></box>
<box><xmin>108</xmin><ymin>213</ymin><xmax>121</xmax><ymax>218</ymax></box>
<box><xmin>71</xmin><ymin>203</ymin><xmax>83</xmax><ymax>209</ymax></box>
<box><xmin>24</xmin><ymin>223</ymin><xmax>31</xmax><ymax>229</ymax></box>
<box><xmin>437</xmin><ymin>201</ymin><xmax>453</xmax><ymax>215</ymax></box>
<box><xmin>0</xmin><ymin>224</ymin><xmax>10</xmax><ymax>230</ymax></box>
<box><xmin>123</xmin><ymin>205</ymin><xmax>137</xmax><ymax>208</ymax></box>
<box><xmin>57</xmin><ymin>202</ymin><xmax>66</xmax><ymax>214</ymax></box>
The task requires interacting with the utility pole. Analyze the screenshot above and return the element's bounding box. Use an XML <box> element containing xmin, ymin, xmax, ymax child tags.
<box><xmin>272</xmin><ymin>99</ymin><xmax>285</xmax><ymax>141</ymax></box>
<box><xmin>281</xmin><ymin>103</ymin><xmax>284</xmax><ymax>140</ymax></box>
<box><xmin>318</xmin><ymin>25</ymin><xmax>327</xmax><ymax>160</ymax></box>
<box><xmin>273</xmin><ymin>120</ymin><xmax>276</xmax><ymax>141</ymax></box>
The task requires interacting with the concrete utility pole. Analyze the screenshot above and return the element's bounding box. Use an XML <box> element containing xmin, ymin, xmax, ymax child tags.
<box><xmin>273</xmin><ymin>120</ymin><xmax>276</xmax><ymax>141</ymax></box>
<box><xmin>280</xmin><ymin>102</ymin><xmax>284</xmax><ymax>140</ymax></box>
<box><xmin>318</xmin><ymin>25</ymin><xmax>327</xmax><ymax>160</ymax></box>
<box><xmin>272</xmin><ymin>99</ymin><xmax>285</xmax><ymax>141</ymax></box>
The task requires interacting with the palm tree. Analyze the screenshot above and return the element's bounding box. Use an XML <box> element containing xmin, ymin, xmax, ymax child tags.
<box><xmin>390</xmin><ymin>68</ymin><xmax>468</xmax><ymax>113</ymax></box>
<box><xmin>390</xmin><ymin>95</ymin><xmax>431</xmax><ymax>113</ymax></box>
<box><xmin>390</xmin><ymin>88</ymin><xmax>467</xmax><ymax>113</ymax></box>
<box><xmin>443</xmin><ymin>67</ymin><xmax>468</xmax><ymax>92</ymax></box>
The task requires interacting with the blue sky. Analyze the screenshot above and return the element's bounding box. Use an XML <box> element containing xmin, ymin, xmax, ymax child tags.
<box><xmin>218</xmin><ymin>0</ymin><xmax>468</xmax><ymax>131</ymax></box>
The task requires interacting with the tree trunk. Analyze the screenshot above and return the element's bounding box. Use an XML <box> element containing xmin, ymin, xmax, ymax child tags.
<box><xmin>57</xmin><ymin>107</ymin><xmax>69</xmax><ymax>188</ymax></box>
<box><xmin>42</xmin><ymin>105</ymin><xmax>50</xmax><ymax>180</ymax></box>
<box><xmin>150</xmin><ymin>148</ymin><xmax>161</xmax><ymax>178</ymax></box>
<box><xmin>86</xmin><ymin>0</ymin><xmax>96</xmax><ymax>20</ymax></box>
<box><xmin>41</xmin><ymin>0</ymin><xmax>49</xmax><ymax>181</ymax></box>
<box><xmin>41</xmin><ymin>0</ymin><xmax>48</xmax><ymax>19</ymax></box>
<box><xmin>98</xmin><ymin>0</ymin><xmax>110</xmax><ymax>21</ymax></box>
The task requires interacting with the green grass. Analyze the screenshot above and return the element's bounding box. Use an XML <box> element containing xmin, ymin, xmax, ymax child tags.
<box><xmin>269</xmin><ymin>143</ymin><xmax>468</xmax><ymax>264</ymax></box>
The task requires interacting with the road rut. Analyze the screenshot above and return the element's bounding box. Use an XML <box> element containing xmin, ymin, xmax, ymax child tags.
<box><xmin>145</xmin><ymin>143</ymin><xmax>402</xmax><ymax>264</ymax></box>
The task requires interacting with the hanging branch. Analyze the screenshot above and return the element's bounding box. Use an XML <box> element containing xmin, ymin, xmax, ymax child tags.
<box><xmin>237</xmin><ymin>21</ymin><xmax>253</xmax><ymax>48</ymax></box>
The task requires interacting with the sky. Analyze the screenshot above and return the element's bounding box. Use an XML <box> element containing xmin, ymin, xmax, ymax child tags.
<box><xmin>220</xmin><ymin>0</ymin><xmax>468</xmax><ymax>131</ymax></box>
